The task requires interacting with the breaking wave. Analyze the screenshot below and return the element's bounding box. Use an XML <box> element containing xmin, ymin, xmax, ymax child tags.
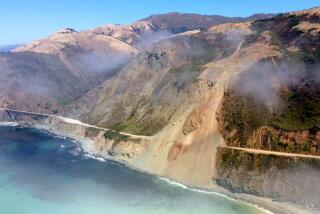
<box><xmin>158</xmin><ymin>177</ymin><xmax>274</xmax><ymax>214</ymax></box>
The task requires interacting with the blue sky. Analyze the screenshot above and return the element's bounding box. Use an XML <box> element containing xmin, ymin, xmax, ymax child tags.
<box><xmin>0</xmin><ymin>0</ymin><xmax>319</xmax><ymax>45</ymax></box>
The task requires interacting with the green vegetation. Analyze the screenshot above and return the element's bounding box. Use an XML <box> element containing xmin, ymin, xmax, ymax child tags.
<box><xmin>111</xmin><ymin>118</ymin><xmax>166</xmax><ymax>136</ymax></box>
<box><xmin>56</xmin><ymin>97</ymin><xmax>71</xmax><ymax>107</ymax></box>
<box><xmin>252</xmin><ymin>14</ymin><xmax>300</xmax><ymax>32</ymax></box>
<box><xmin>223</xmin><ymin>86</ymin><xmax>320</xmax><ymax>133</ymax></box>
<box><xmin>222</xmin><ymin>92</ymin><xmax>270</xmax><ymax>145</ymax></box>
<box><xmin>269</xmin><ymin>88</ymin><xmax>320</xmax><ymax>131</ymax></box>
<box><xmin>85</xmin><ymin>127</ymin><xmax>101</xmax><ymax>137</ymax></box>
<box><xmin>104</xmin><ymin>130</ymin><xmax>129</xmax><ymax>143</ymax></box>
<box><xmin>221</xmin><ymin>77</ymin><xmax>320</xmax><ymax>151</ymax></box>
<box><xmin>285</xmin><ymin>14</ymin><xmax>301</xmax><ymax>28</ymax></box>
<box><xmin>249</xmin><ymin>13</ymin><xmax>304</xmax><ymax>49</ymax></box>
<box><xmin>44</xmin><ymin>101</ymin><xmax>53</xmax><ymax>110</ymax></box>
<box><xmin>303</xmin><ymin>140</ymin><xmax>312</xmax><ymax>152</ymax></box>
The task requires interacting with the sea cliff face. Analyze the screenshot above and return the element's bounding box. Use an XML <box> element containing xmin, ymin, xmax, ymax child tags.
<box><xmin>215</xmin><ymin>147</ymin><xmax>320</xmax><ymax>209</ymax></box>
<box><xmin>0</xmin><ymin>109</ymin><xmax>147</xmax><ymax>164</ymax></box>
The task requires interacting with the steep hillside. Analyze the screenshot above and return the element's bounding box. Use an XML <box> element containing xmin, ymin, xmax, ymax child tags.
<box><xmin>0</xmin><ymin>13</ymin><xmax>270</xmax><ymax>114</ymax></box>
<box><xmin>0</xmin><ymin>28</ymin><xmax>136</xmax><ymax>114</ymax></box>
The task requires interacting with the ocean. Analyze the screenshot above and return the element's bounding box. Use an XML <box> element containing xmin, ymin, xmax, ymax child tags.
<box><xmin>0</xmin><ymin>126</ymin><xmax>270</xmax><ymax>214</ymax></box>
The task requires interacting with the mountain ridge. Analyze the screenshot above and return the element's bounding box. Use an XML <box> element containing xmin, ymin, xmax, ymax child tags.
<box><xmin>142</xmin><ymin>12</ymin><xmax>275</xmax><ymax>32</ymax></box>
<box><xmin>2</xmin><ymin>10</ymin><xmax>275</xmax><ymax>115</ymax></box>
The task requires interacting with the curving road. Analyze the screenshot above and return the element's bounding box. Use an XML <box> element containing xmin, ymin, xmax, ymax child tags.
<box><xmin>0</xmin><ymin>107</ymin><xmax>148</xmax><ymax>139</ymax></box>
<box><xmin>2</xmin><ymin>107</ymin><xmax>320</xmax><ymax>159</ymax></box>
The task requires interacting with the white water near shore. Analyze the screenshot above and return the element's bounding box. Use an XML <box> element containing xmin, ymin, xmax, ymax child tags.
<box><xmin>0</xmin><ymin>122</ymin><xmax>19</xmax><ymax>126</ymax></box>
<box><xmin>157</xmin><ymin>177</ymin><xmax>274</xmax><ymax>214</ymax></box>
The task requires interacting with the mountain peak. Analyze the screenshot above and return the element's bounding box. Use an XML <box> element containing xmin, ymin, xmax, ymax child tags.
<box><xmin>57</xmin><ymin>28</ymin><xmax>78</xmax><ymax>34</ymax></box>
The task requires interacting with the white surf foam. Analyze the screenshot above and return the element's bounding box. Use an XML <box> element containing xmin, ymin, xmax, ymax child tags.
<box><xmin>69</xmin><ymin>147</ymin><xmax>82</xmax><ymax>156</ymax></box>
<box><xmin>83</xmin><ymin>153</ymin><xmax>106</xmax><ymax>162</ymax></box>
<box><xmin>158</xmin><ymin>177</ymin><xmax>274</xmax><ymax>214</ymax></box>
<box><xmin>0</xmin><ymin>122</ymin><xmax>19</xmax><ymax>126</ymax></box>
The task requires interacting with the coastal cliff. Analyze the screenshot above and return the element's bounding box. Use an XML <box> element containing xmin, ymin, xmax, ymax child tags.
<box><xmin>215</xmin><ymin>147</ymin><xmax>320</xmax><ymax>209</ymax></box>
<box><xmin>0</xmin><ymin>109</ymin><xmax>147</xmax><ymax>164</ymax></box>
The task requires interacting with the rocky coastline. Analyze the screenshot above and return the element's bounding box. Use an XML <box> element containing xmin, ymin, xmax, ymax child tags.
<box><xmin>0</xmin><ymin>108</ymin><xmax>316</xmax><ymax>214</ymax></box>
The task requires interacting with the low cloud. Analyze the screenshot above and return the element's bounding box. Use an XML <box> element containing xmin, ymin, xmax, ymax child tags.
<box><xmin>73</xmin><ymin>51</ymin><xmax>131</xmax><ymax>74</ymax></box>
<box><xmin>24</xmin><ymin>77</ymin><xmax>55</xmax><ymax>96</ymax></box>
<box><xmin>231</xmin><ymin>59</ymin><xmax>304</xmax><ymax>108</ymax></box>
<box><xmin>136</xmin><ymin>30</ymin><xmax>172</xmax><ymax>50</ymax></box>
<box><xmin>225</xmin><ymin>29</ymin><xmax>248</xmax><ymax>45</ymax></box>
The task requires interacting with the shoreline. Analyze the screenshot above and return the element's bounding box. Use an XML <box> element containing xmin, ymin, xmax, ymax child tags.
<box><xmin>0</xmin><ymin>121</ymin><xmax>312</xmax><ymax>214</ymax></box>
